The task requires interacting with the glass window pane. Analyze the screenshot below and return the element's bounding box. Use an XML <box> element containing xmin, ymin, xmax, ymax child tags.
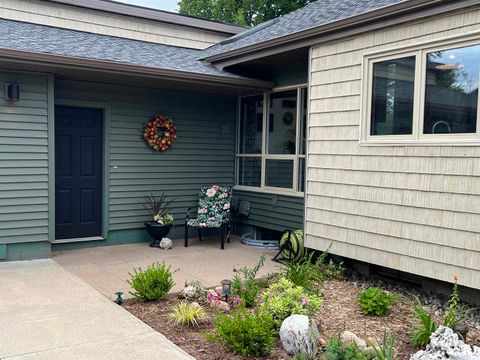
<box><xmin>267</xmin><ymin>90</ymin><xmax>297</xmax><ymax>154</ymax></box>
<box><xmin>265</xmin><ymin>159</ymin><xmax>293</xmax><ymax>189</ymax></box>
<box><xmin>300</xmin><ymin>88</ymin><xmax>308</xmax><ymax>155</ymax></box>
<box><xmin>298</xmin><ymin>158</ymin><xmax>305</xmax><ymax>192</ymax></box>
<box><xmin>371</xmin><ymin>56</ymin><xmax>416</xmax><ymax>135</ymax></box>
<box><xmin>424</xmin><ymin>45</ymin><xmax>479</xmax><ymax>134</ymax></box>
<box><xmin>238</xmin><ymin>157</ymin><xmax>261</xmax><ymax>187</ymax></box>
<box><xmin>239</xmin><ymin>95</ymin><xmax>263</xmax><ymax>154</ymax></box>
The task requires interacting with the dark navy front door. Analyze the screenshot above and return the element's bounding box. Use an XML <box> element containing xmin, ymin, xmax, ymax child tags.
<box><xmin>55</xmin><ymin>106</ymin><xmax>103</xmax><ymax>239</ymax></box>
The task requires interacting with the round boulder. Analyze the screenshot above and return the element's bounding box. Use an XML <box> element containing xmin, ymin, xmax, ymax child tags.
<box><xmin>280</xmin><ymin>314</ymin><xmax>319</xmax><ymax>356</ymax></box>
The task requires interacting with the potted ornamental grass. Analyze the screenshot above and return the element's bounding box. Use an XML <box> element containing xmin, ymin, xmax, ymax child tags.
<box><xmin>140</xmin><ymin>193</ymin><xmax>174</xmax><ymax>248</ymax></box>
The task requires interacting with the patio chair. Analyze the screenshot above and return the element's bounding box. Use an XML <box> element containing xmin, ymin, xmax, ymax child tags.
<box><xmin>184</xmin><ymin>185</ymin><xmax>232</xmax><ymax>249</ymax></box>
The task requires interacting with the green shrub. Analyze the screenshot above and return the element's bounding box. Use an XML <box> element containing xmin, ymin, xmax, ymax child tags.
<box><xmin>206</xmin><ymin>307</ymin><xmax>276</xmax><ymax>356</ymax></box>
<box><xmin>410</xmin><ymin>297</ymin><xmax>438</xmax><ymax>348</ymax></box>
<box><xmin>231</xmin><ymin>255</ymin><xmax>265</xmax><ymax>307</ymax></box>
<box><xmin>262</xmin><ymin>278</ymin><xmax>323</xmax><ymax>326</ymax></box>
<box><xmin>323</xmin><ymin>337</ymin><xmax>373</xmax><ymax>360</ymax></box>
<box><xmin>128</xmin><ymin>262</ymin><xmax>176</xmax><ymax>301</ymax></box>
<box><xmin>169</xmin><ymin>301</ymin><xmax>206</xmax><ymax>327</ymax></box>
<box><xmin>367</xmin><ymin>330</ymin><xmax>397</xmax><ymax>360</ymax></box>
<box><xmin>357</xmin><ymin>287</ymin><xmax>396</xmax><ymax>316</ymax></box>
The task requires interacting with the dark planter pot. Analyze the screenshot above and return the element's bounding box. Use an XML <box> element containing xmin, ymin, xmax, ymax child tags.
<box><xmin>145</xmin><ymin>222</ymin><xmax>172</xmax><ymax>248</ymax></box>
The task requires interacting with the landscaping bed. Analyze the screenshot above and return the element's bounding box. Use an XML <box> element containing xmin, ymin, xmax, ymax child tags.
<box><xmin>122</xmin><ymin>257</ymin><xmax>480</xmax><ymax>360</ymax></box>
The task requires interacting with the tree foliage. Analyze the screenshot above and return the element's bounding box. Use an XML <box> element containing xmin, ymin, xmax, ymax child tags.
<box><xmin>178</xmin><ymin>0</ymin><xmax>314</xmax><ymax>26</ymax></box>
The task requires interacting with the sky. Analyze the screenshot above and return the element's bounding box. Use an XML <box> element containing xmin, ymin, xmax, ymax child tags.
<box><xmin>116</xmin><ymin>0</ymin><xmax>179</xmax><ymax>12</ymax></box>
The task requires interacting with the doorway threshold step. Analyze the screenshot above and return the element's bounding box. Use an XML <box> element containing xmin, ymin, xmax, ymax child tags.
<box><xmin>51</xmin><ymin>236</ymin><xmax>105</xmax><ymax>244</ymax></box>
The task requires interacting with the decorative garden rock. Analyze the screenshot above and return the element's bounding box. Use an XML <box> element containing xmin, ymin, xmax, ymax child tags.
<box><xmin>209</xmin><ymin>299</ymin><xmax>230</xmax><ymax>312</ymax></box>
<box><xmin>279</xmin><ymin>315</ymin><xmax>319</xmax><ymax>356</ymax></box>
<box><xmin>182</xmin><ymin>281</ymin><xmax>206</xmax><ymax>302</ymax></box>
<box><xmin>341</xmin><ymin>330</ymin><xmax>368</xmax><ymax>350</ymax></box>
<box><xmin>410</xmin><ymin>326</ymin><xmax>480</xmax><ymax>360</ymax></box>
<box><xmin>159</xmin><ymin>237</ymin><xmax>173</xmax><ymax>250</ymax></box>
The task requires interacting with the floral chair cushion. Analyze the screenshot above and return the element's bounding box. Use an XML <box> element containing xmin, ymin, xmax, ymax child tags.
<box><xmin>187</xmin><ymin>185</ymin><xmax>232</xmax><ymax>228</ymax></box>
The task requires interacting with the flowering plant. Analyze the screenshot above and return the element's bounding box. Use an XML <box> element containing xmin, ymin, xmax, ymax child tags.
<box><xmin>443</xmin><ymin>275</ymin><xmax>477</xmax><ymax>329</ymax></box>
<box><xmin>206</xmin><ymin>289</ymin><xmax>230</xmax><ymax>312</ymax></box>
<box><xmin>143</xmin><ymin>113</ymin><xmax>177</xmax><ymax>152</ymax></box>
<box><xmin>140</xmin><ymin>193</ymin><xmax>174</xmax><ymax>225</ymax></box>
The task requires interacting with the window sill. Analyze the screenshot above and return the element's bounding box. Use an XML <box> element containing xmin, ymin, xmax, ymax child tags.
<box><xmin>359</xmin><ymin>139</ymin><xmax>480</xmax><ymax>147</ymax></box>
<box><xmin>234</xmin><ymin>185</ymin><xmax>305</xmax><ymax>198</ymax></box>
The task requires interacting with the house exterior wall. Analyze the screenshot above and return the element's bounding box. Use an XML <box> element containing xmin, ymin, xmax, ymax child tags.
<box><xmin>0</xmin><ymin>0</ymin><xmax>230</xmax><ymax>49</ymax></box>
<box><xmin>54</xmin><ymin>79</ymin><xmax>236</xmax><ymax>244</ymax></box>
<box><xmin>234</xmin><ymin>191</ymin><xmax>303</xmax><ymax>232</ymax></box>
<box><xmin>0</xmin><ymin>70</ymin><xmax>52</xmax><ymax>260</ymax></box>
<box><xmin>306</xmin><ymin>7</ymin><xmax>480</xmax><ymax>290</ymax></box>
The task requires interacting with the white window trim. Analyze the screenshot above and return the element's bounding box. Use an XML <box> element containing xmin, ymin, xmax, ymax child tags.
<box><xmin>235</xmin><ymin>84</ymin><xmax>307</xmax><ymax>196</ymax></box>
<box><xmin>360</xmin><ymin>36</ymin><xmax>480</xmax><ymax>146</ymax></box>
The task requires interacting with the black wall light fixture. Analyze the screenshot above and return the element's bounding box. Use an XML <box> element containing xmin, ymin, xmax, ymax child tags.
<box><xmin>5</xmin><ymin>83</ymin><xmax>20</xmax><ymax>101</ymax></box>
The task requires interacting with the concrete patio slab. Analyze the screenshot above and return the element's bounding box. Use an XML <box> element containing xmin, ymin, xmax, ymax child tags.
<box><xmin>0</xmin><ymin>259</ymin><xmax>194</xmax><ymax>360</ymax></box>
<box><xmin>53</xmin><ymin>236</ymin><xmax>281</xmax><ymax>300</ymax></box>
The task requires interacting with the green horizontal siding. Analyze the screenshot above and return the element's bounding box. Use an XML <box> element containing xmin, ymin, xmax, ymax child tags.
<box><xmin>275</xmin><ymin>61</ymin><xmax>308</xmax><ymax>87</ymax></box>
<box><xmin>55</xmin><ymin>79</ymin><xmax>237</xmax><ymax>233</ymax></box>
<box><xmin>0</xmin><ymin>71</ymin><xmax>50</xmax><ymax>246</ymax></box>
<box><xmin>234</xmin><ymin>190</ymin><xmax>304</xmax><ymax>232</ymax></box>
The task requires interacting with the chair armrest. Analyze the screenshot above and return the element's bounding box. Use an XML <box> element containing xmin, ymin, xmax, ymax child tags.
<box><xmin>222</xmin><ymin>212</ymin><xmax>231</xmax><ymax>224</ymax></box>
<box><xmin>185</xmin><ymin>207</ymin><xmax>196</xmax><ymax>221</ymax></box>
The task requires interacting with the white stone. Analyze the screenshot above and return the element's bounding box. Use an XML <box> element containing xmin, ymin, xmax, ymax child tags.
<box><xmin>341</xmin><ymin>330</ymin><xmax>368</xmax><ymax>350</ymax></box>
<box><xmin>181</xmin><ymin>281</ymin><xmax>206</xmax><ymax>302</ymax></box>
<box><xmin>159</xmin><ymin>237</ymin><xmax>172</xmax><ymax>250</ymax></box>
<box><xmin>279</xmin><ymin>315</ymin><xmax>319</xmax><ymax>356</ymax></box>
<box><xmin>410</xmin><ymin>326</ymin><xmax>480</xmax><ymax>360</ymax></box>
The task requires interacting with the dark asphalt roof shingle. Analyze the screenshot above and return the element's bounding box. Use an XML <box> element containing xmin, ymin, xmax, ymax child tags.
<box><xmin>0</xmin><ymin>19</ymin><xmax>244</xmax><ymax>79</ymax></box>
<box><xmin>202</xmin><ymin>0</ymin><xmax>406</xmax><ymax>58</ymax></box>
<box><xmin>0</xmin><ymin>0</ymin><xmax>408</xmax><ymax>75</ymax></box>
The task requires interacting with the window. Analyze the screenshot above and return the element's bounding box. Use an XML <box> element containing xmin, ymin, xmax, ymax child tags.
<box><xmin>236</xmin><ymin>86</ymin><xmax>307</xmax><ymax>195</ymax></box>
<box><xmin>363</xmin><ymin>39</ymin><xmax>480</xmax><ymax>144</ymax></box>
<box><xmin>371</xmin><ymin>56</ymin><xmax>416</xmax><ymax>136</ymax></box>
<box><xmin>424</xmin><ymin>45</ymin><xmax>479</xmax><ymax>134</ymax></box>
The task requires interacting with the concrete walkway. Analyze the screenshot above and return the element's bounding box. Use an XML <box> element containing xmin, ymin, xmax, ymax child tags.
<box><xmin>0</xmin><ymin>259</ymin><xmax>194</xmax><ymax>360</ymax></box>
<box><xmin>54</xmin><ymin>236</ymin><xmax>280</xmax><ymax>300</ymax></box>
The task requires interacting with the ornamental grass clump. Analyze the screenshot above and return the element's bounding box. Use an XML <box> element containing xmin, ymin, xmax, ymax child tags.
<box><xmin>262</xmin><ymin>278</ymin><xmax>323</xmax><ymax>327</ymax></box>
<box><xmin>140</xmin><ymin>193</ymin><xmax>174</xmax><ymax>225</ymax></box>
<box><xmin>169</xmin><ymin>301</ymin><xmax>206</xmax><ymax>327</ymax></box>
<box><xmin>282</xmin><ymin>251</ymin><xmax>323</xmax><ymax>288</ymax></box>
<box><xmin>410</xmin><ymin>296</ymin><xmax>438</xmax><ymax>348</ymax></box>
<box><xmin>367</xmin><ymin>330</ymin><xmax>397</xmax><ymax>360</ymax></box>
<box><xmin>128</xmin><ymin>262</ymin><xmax>176</xmax><ymax>301</ymax></box>
<box><xmin>206</xmin><ymin>307</ymin><xmax>276</xmax><ymax>357</ymax></box>
<box><xmin>357</xmin><ymin>287</ymin><xmax>396</xmax><ymax>316</ymax></box>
